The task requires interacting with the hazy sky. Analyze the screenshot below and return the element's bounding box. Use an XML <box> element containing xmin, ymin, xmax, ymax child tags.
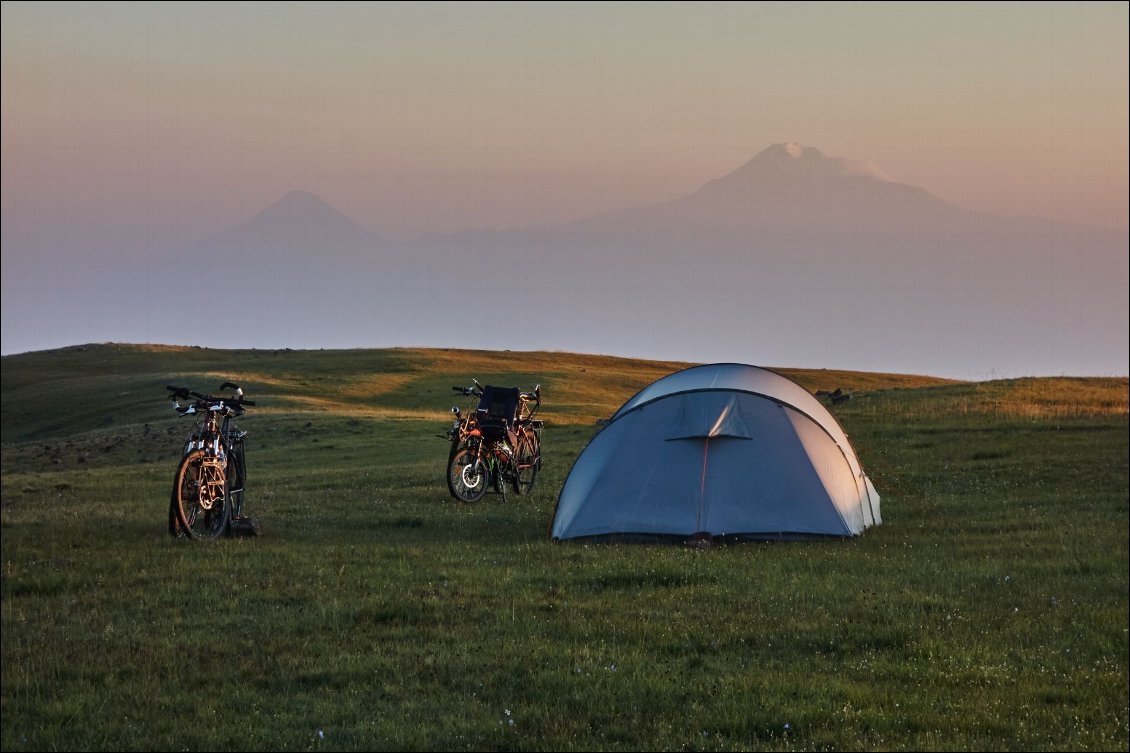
<box><xmin>2</xmin><ymin>2</ymin><xmax>1128</xmax><ymax>378</ymax></box>
<box><xmin>3</xmin><ymin>1</ymin><xmax>1128</xmax><ymax>253</ymax></box>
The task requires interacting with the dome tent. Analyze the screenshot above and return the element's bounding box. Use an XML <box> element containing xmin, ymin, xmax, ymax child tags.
<box><xmin>551</xmin><ymin>363</ymin><xmax>881</xmax><ymax>542</ymax></box>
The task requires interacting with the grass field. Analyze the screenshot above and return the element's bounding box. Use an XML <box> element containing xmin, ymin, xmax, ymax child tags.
<box><xmin>2</xmin><ymin>344</ymin><xmax>1127</xmax><ymax>751</ymax></box>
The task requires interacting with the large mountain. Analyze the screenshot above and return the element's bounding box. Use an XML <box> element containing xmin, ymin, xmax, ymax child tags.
<box><xmin>3</xmin><ymin>144</ymin><xmax>1126</xmax><ymax>377</ymax></box>
<box><xmin>410</xmin><ymin>143</ymin><xmax>1127</xmax><ymax>376</ymax></box>
<box><xmin>421</xmin><ymin>142</ymin><xmax>1117</xmax><ymax>254</ymax></box>
<box><xmin>579</xmin><ymin>141</ymin><xmax>963</xmax><ymax>235</ymax></box>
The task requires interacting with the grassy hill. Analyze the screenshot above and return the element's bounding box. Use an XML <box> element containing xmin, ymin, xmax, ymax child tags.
<box><xmin>0</xmin><ymin>343</ymin><xmax>959</xmax><ymax>439</ymax></box>
<box><xmin>2</xmin><ymin>344</ymin><xmax>1127</xmax><ymax>751</ymax></box>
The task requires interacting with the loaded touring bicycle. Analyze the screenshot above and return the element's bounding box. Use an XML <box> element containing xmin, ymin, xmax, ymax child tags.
<box><xmin>444</xmin><ymin>380</ymin><xmax>543</xmax><ymax>502</ymax></box>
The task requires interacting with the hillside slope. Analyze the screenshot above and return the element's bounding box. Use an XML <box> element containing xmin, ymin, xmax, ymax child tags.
<box><xmin>1</xmin><ymin>343</ymin><xmax>962</xmax><ymax>442</ymax></box>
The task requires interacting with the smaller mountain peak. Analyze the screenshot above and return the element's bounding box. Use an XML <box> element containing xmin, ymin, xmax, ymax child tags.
<box><xmin>273</xmin><ymin>190</ymin><xmax>335</xmax><ymax>211</ymax></box>
<box><xmin>219</xmin><ymin>189</ymin><xmax>382</xmax><ymax>248</ymax></box>
<box><xmin>253</xmin><ymin>190</ymin><xmax>361</xmax><ymax>226</ymax></box>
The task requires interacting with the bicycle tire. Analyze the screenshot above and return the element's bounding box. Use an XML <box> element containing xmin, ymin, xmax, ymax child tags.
<box><xmin>447</xmin><ymin>436</ymin><xmax>465</xmax><ymax>464</ymax></box>
<box><xmin>514</xmin><ymin>429</ymin><xmax>541</xmax><ymax>495</ymax></box>
<box><xmin>172</xmin><ymin>448</ymin><xmax>230</xmax><ymax>540</ymax></box>
<box><xmin>448</xmin><ymin>447</ymin><xmax>488</xmax><ymax>503</ymax></box>
<box><xmin>168</xmin><ymin>495</ymin><xmax>185</xmax><ymax>538</ymax></box>
<box><xmin>493</xmin><ymin>455</ymin><xmax>508</xmax><ymax>500</ymax></box>
<box><xmin>168</xmin><ymin>441</ymin><xmax>195</xmax><ymax>538</ymax></box>
<box><xmin>226</xmin><ymin>437</ymin><xmax>247</xmax><ymax>519</ymax></box>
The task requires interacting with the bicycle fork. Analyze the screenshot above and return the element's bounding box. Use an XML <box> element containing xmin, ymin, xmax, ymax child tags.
<box><xmin>199</xmin><ymin>456</ymin><xmax>227</xmax><ymax>511</ymax></box>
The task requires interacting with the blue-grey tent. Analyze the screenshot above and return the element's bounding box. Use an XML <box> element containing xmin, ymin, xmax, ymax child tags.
<box><xmin>551</xmin><ymin>363</ymin><xmax>881</xmax><ymax>542</ymax></box>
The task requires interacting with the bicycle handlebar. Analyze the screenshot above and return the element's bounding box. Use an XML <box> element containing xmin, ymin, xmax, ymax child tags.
<box><xmin>166</xmin><ymin>384</ymin><xmax>255</xmax><ymax>408</ymax></box>
<box><xmin>451</xmin><ymin>381</ymin><xmax>540</xmax><ymax>403</ymax></box>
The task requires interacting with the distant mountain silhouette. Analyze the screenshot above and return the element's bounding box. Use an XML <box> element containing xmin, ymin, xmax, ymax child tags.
<box><xmin>658</xmin><ymin>142</ymin><xmax>960</xmax><ymax>230</ymax></box>
<box><xmin>406</xmin><ymin>143</ymin><xmax>1127</xmax><ymax>376</ymax></box>
<box><xmin>712</xmin><ymin>142</ymin><xmax>898</xmax><ymax>184</ymax></box>
<box><xmin>150</xmin><ymin>191</ymin><xmax>402</xmax><ymax>346</ymax></box>
<box><xmin>181</xmin><ymin>190</ymin><xmax>386</xmax><ymax>267</ymax></box>
<box><xmin>552</xmin><ymin>142</ymin><xmax>1107</xmax><ymax>247</ymax></box>
<box><xmin>4</xmin><ymin>145</ymin><xmax>1125</xmax><ymax>377</ymax></box>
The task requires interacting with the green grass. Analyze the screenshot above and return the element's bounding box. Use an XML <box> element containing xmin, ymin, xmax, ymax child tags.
<box><xmin>2</xmin><ymin>344</ymin><xmax>1127</xmax><ymax>751</ymax></box>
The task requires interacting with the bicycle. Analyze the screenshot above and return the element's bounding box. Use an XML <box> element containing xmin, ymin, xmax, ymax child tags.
<box><xmin>443</xmin><ymin>379</ymin><xmax>543</xmax><ymax>502</ymax></box>
<box><xmin>166</xmin><ymin>382</ymin><xmax>255</xmax><ymax>540</ymax></box>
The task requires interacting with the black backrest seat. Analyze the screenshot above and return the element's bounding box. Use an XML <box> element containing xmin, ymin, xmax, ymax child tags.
<box><xmin>476</xmin><ymin>386</ymin><xmax>521</xmax><ymax>439</ymax></box>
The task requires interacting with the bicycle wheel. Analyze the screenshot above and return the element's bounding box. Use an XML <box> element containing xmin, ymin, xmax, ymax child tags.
<box><xmin>493</xmin><ymin>455</ymin><xmax>508</xmax><ymax>500</ymax></box>
<box><xmin>447</xmin><ymin>436</ymin><xmax>465</xmax><ymax>464</ymax></box>
<box><xmin>168</xmin><ymin>440</ymin><xmax>196</xmax><ymax>538</ymax></box>
<box><xmin>514</xmin><ymin>430</ymin><xmax>541</xmax><ymax>495</ymax></box>
<box><xmin>226</xmin><ymin>439</ymin><xmax>247</xmax><ymax>519</ymax></box>
<box><xmin>168</xmin><ymin>496</ymin><xmax>185</xmax><ymax>538</ymax></box>
<box><xmin>172</xmin><ymin>448</ymin><xmax>230</xmax><ymax>540</ymax></box>
<box><xmin>448</xmin><ymin>447</ymin><xmax>488</xmax><ymax>503</ymax></box>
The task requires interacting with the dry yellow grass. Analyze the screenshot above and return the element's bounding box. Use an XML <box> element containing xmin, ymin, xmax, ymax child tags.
<box><xmin>840</xmin><ymin>377</ymin><xmax>1129</xmax><ymax>422</ymax></box>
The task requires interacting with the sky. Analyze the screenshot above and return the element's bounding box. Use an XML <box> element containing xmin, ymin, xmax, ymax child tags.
<box><xmin>1</xmin><ymin>1</ymin><xmax>1128</xmax><ymax>376</ymax></box>
<box><xmin>3</xmin><ymin>1</ymin><xmax>1127</xmax><ymax>246</ymax></box>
